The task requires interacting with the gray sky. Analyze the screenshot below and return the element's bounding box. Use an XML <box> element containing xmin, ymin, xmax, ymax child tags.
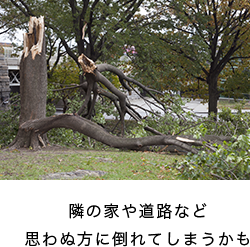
<box><xmin>0</xmin><ymin>29</ymin><xmax>23</xmax><ymax>44</ymax></box>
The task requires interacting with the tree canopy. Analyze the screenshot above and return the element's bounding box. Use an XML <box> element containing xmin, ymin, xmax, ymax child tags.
<box><xmin>0</xmin><ymin>0</ymin><xmax>144</xmax><ymax>64</ymax></box>
<box><xmin>1</xmin><ymin>0</ymin><xmax>250</xmax><ymax>114</ymax></box>
<box><xmin>133</xmin><ymin>0</ymin><xmax>250</xmax><ymax>114</ymax></box>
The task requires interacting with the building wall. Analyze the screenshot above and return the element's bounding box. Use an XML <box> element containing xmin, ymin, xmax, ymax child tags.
<box><xmin>0</xmin><ymin>53</ymin><xmax>10</xmax><ymax>108</ymax></box>
<box><xmin>0</xmin><ymin>43</ymin><xmax>21</xmax><ymax>107</ymax></box>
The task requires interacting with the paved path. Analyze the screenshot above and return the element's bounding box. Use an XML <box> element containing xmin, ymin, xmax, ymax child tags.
<box><xmin>105</xmin><ymin>97</ymin><xmax>210</xmax><ymax>120</ymax></box>
<box><xmin>105</xmin><ymin>97</ymin><xmax>250</xmax><ymax>120</ymax></box>
<box><xmin>183</xmin><ymin>98</ymin><xmax>250</xmax><ymax>116</ymax></box>
<box><xmin>183</xmin><ymin>99</ymin><xmax>208</xmax><ymax>115</ymax></box>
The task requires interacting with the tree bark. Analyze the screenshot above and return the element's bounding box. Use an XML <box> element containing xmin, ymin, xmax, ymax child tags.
<box><xmin>19</xmin><ymin>114</ymin><xmax>200</xmax><ymax>154</ymax></box>
<box><xmin>78</xmin><ymin>54</ymin><xmax>128</xmax><ymax>135</ymax></box>
<box><xmin>10</xmin><ymin>16</ymin><xmax>47</xmax><ymax>149</ymax></box>
<box><xmin>77</xmin><ymin>56</ymin><xmax>167</xmax><ymax>135</ymax></box>
<box><xmin>207</xmin><ymin>73</ymin><xmax>219</xmax><ymax>116</ymax></box>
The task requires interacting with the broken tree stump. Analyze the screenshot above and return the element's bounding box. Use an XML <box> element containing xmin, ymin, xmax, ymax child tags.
<box><xmin>19</xmin><ymin>16</ymin><xmax>47</xmax><ymax>125</ymax></box>
<box><xmin>10</xmin><ymin>16</ymin><xmax>48</xmax><ymax>149</ymax></box>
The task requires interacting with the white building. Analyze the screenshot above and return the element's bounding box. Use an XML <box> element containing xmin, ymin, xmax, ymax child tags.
<box><xmin>0</xmin><ymin>42</ymin><xmax>21</xmax><ymax>94</ymax></box>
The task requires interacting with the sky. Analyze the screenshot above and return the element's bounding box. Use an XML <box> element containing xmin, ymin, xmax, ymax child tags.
<box><xmin>0</xmin><ymin>30</ymin><xmax>23</xmax><ymax>44</ymax></box>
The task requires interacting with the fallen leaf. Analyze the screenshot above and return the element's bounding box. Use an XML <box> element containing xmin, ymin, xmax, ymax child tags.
<box><xmin>97</xmin><ymin>178</ymin><xmax>105</xmax><ymax>182</ymax></box>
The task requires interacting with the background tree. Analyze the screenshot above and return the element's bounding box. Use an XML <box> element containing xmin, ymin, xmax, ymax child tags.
<box><xmin>0</xmin><ymin>0</ymin><xmax>145</xmax><ymax>64</ymax></box>
<box><xmin>136</xmin><ymin>0</ymin><xmax>250</xmax><ymax>115</ymax></box>
<box><xmin>47</xmin><ymin>57</ymin><xmax>81</xmax><ymax>113</ymax></box>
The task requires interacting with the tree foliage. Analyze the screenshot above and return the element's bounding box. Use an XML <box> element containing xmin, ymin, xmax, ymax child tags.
<box><xmin>0</xmin><ymin>94</ymin><xmax>20</xmax><ymax>147</ymax></box>
<box><xmin>176</xmin><ymin>130</ymin><xmax>250</xmax><ymax>180</ymax></box>
<box><xmin>0</xmin><ymin>0</ymin><xmax>145</xmax><ymax>64</ymax></box>
<box><xmin>47</xmin><ymin>57</ymin><xmax>81</xmax><ymax>113</ymax></box>
<box><xmin>134</xmin><ymin>0</ymin><xmax>250</xmax><ymax>114</ymax></box>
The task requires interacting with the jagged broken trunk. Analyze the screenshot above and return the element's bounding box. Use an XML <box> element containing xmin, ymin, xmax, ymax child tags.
<box><xmin>10</xmin><ymin>16</ymin><xmax>47</xmax><ymax>149</ymax></box>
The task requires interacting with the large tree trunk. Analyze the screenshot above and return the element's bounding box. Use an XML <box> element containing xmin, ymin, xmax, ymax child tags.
<box><xmin>19</xmin><ymin>114</ymin><xmax>202</xmax><ymax>154</ymax></box>
<box><xmin>207</xmin><ymin>73</ymin><xmax>220</xmax><ymax>116</ymax></box>
<box><xmin>19</xmin><ymin>114</ymin><xmax>229</xmax><ymax>154</ymax></box>
<box><xmin>10</xmin><ymin>16</ymin><xmax>47</xmax><ymax>150</ymax></box>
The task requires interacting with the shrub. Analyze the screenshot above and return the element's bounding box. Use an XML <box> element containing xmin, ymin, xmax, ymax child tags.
<box><xmin>47</xmin><ymin>128</ymin><xmax>87</xmax><ymax>147</ymax></box>
<box><xmin>175</xmin><ymin>130</ymin><xmax>250</xmax><ymax>180</ymax></box>
<box><xmin>0</xmin><ymin>94</ymin><xmax>20</xmax><ymax>148</ymax></box>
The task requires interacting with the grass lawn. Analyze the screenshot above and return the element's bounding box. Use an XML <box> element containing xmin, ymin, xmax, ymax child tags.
<box><xmin>0</xmin><ymin>146</ymin><xmax>183</xmax><ymax>180</ymax></box>
<box><xmin>218</xmin><ymin>99</ymin><xmax>250</xmax><ymax>109</ymax></box>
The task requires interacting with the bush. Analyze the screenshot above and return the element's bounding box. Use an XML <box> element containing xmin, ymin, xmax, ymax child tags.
<box><xmin>145</xmin><ymin>98</ymin><xmax>250</xmax><ymax>138</ymax></box>
<box><xmin>47</xmin><ymin>128</ymin><xmax>87</xmax><ymax>147</ymax></box>
<box><xmin>0</xmin><ymin>94</ymin><xmax>20</xmax><ymax>148</ymax></box>
<box><xmin>175</xmin><ymin>130</ymin><xmax>250</xmax><ymax>180</ymax></box>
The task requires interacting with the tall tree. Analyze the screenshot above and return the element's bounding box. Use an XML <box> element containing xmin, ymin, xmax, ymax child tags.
<box><xmin>141</xmin><ymin>0</ymin><xmax>250</xmax><ymax>115</ymax></box>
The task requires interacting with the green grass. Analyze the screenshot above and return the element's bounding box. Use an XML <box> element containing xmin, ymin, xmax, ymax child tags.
<box><xmin>0</xmin><ymin>147</ymin><xmax>183</xmax><ymax>180</ymax></box>
<box><xmin>218</xmin><ymin>99</ymin><xmax>250</xmax><ymax>109</ymax></box>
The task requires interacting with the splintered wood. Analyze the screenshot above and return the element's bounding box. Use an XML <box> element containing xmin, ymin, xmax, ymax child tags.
<box><xmin>23</xmin><ymin>16</ymin><xmax>44</xmax><ymax>60</ymax></box>
<box><xmin>78</xmin><ymin>54</ymin><xmax>97</xmax><ymax>75</ymax></box>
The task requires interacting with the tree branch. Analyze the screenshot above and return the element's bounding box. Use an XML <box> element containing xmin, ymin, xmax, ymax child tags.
<box><xmin>19</xmin><ymin>114</ymin><xmax>200</xmax><ymax>154</ymax></box>
<box><xmin>19</xmin><ymin>0</ymin><xmax>34</xmax><ymax>16</ymax></box>
<box><xmin>10</xmin><ymin>0</ymin><xmax>30</xmax><ymax>17</ymax></box>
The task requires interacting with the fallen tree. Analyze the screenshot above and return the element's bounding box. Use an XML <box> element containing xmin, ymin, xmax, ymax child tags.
<box><xmin>8</xmin><ymin>16</ymin><xmax>235</xmax><ymax>155</ymax></box>
<box><xmin>16</xmin><ymin>114</ymin><xmax>201</xmax><ymax>153</ymax></box>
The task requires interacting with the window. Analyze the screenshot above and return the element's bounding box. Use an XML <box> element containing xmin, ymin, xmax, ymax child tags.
<box><xmin>4</xmin><ymin>47</ymin><xmax>13</xmax><ymax>58</ymax></box>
